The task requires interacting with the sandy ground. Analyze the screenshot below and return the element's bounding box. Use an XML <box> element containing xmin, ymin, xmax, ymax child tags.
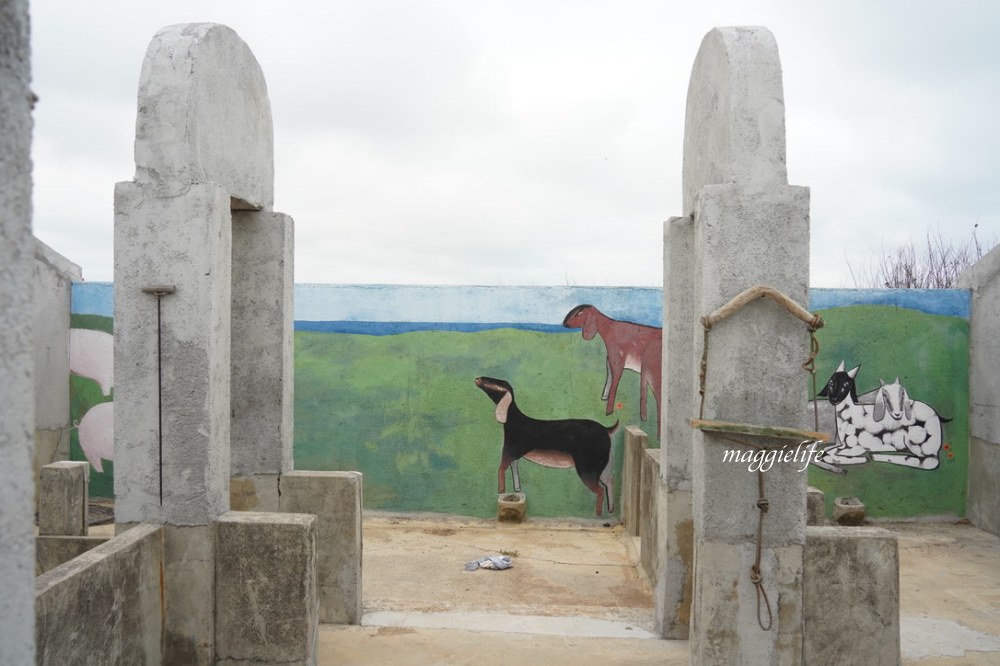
<box><xmin>76</xmin><ymin>508</ymin><xmax>1000</xmax><ymax>664</ymax></box>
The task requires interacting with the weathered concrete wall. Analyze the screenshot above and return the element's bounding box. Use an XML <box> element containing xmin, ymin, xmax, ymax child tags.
<box><xmin>639</xmin><ymin>447</ymin><xmax>662</xmax><ymax>585</ymax></box>
<box><xmin>160</xmin><ymin>525</ymin><xmax>215</xmax><ymax>664</ymax></box>
<box><xmin>35</xmin><ymin>536</ymin><xmax>109</xmax><ymax>575</ymax></box>
<box><xmin>960</xmin><ymin>246</ymin><xmax>1000</xmax><ymax>536</ymax></box>
<box><xmin>0</xmin><ymin>0</ymin><xmax>37</xmax><ymax>661</ymax></box>
<box><xmin>35</xmin><ymin>524</ymin><xmax>163</xmax><ymax>665</ymax></box>
<box><xmin>280</xmin><ymin>471</ymin><xmax>364</xmax><ymax>624</ymax></box>
<box><xmin>621</xmin><ymin>426</ymin><xmax>647</xmax><ymax>536</ymax></box>
<box><xmin>803</xmin><ymin>526</ymin><xmax>900</xmax><ymax>665</ymax></box>
<box><xmin>215</xmin><ymin>512</ymin><xmax>318</xmax><ymax>665</ymax></box>
<box><xmin>33</xmin><ymin>239</ymin><xmax>81</xmax><ymax>492</ymax></box>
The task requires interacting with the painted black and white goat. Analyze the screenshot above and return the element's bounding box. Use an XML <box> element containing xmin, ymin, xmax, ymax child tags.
<box><xmin>814</xmin><ymin>361</ymin><xmax>944</xmax><ymax>472</ymax></box>
<box><xmin>475</xmin><ymin>376</ymin><xmax>618</xmax><ymax>516</ymax></box>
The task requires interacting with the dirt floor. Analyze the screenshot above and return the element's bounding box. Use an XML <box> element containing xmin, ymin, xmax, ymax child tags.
<box><xmin>318</xmin><ymin>514</ymin><xmax>1000</xmax><ymax>665</ymax></box>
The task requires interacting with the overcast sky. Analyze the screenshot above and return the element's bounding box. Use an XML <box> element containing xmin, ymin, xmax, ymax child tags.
<box><xmin>28</xmin><ymin>1</ymin><xmax>1000</xmax><ymax>288</ymax></box>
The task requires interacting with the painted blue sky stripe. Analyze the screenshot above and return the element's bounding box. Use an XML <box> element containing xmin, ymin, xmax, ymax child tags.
<box><xmin>809</xmin><ymin>288</ymin><xmax>970</xmax><ymax>319</ymax></box>
<box><xmin>71</xmin><ymin>282</ymin><xmax>113</xmax><ymax>316</ymax></box>
<box><xmin>295</xmin><ymin>284</ymin><xmax>663</xmax><ymax>327</ymax></box>
<box><xmin>71</xmin><ymin>283</ymin><xmax>971</xmax><ymax>325</ymax></box>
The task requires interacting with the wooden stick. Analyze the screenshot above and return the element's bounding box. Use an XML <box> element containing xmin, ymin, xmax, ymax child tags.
<box><xmin>701</xmin><ymin>285</ymin><xmax>823</xmax><ymax>330</ymax></box>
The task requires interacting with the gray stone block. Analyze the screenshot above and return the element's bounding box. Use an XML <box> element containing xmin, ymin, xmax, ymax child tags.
<box><xmin>215</xmin><ymin>511</ymin><xmax>318</xmax><ymax>665</ymax></box>
<box><xmin>280</xmin><ymin>471</ymin><xmax>363</xmax><ymax>624</ymax></box>
<box><xmin>38</xmin><ymin>461</ymin><xmax>90</xmax><ymax>536</ymax></box>
<box><xmin>804</xmin><ymin>526</ymin><xmax>900</xmax><ymax>665</ymax></box>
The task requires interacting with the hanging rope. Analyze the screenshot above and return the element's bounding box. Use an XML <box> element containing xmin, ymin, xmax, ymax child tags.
<box><xmin>694</xmin><ymin>285</ymin><xmax>824</xmax><ymax>631</ymax></box>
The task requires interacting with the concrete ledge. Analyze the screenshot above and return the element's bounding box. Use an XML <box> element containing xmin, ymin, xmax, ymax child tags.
<box><xmin>35</xmin><ymin>523</ymin><xmax>163</xmax><ymax>665</ymax></box>
<box><xmin>35</xmin><ymin>535</ymin><xmax>110</xmax><ymax>575</ymax></box>
<box><xmin>215</xmin><ymin>511</ymin><xmax>318</xmax><ymax>664</ymax></box>
<box><xmin>804</xmin><ymin>526</ymin><xmax>900</xmax><ymax>666</ymax></box>
<box><xmin>622</xmin><ymin>427</ymin><xmax>647</xmax><ymax>537</ymax></box>
<box><xmin>38</xmin><ymin>461</ymin><xmax>89</xmax><ymax>536</ymax></box>
<box><xmin>280</xmin><ymin>471</ymin><xmax>363</xmax><ymax>624</ymax></box>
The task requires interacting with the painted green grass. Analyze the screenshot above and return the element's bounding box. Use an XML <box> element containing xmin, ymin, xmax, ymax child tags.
<box><xmin>806</xmin><ymin>305</ymin><xmax>969</xmax><ymax>518</ymax></box>
<box><xmin>295</xmin><ymin>328</ymin><xmax>656</xmax><ymax>518</ymax></box>
<box><xmin>70</xmin><ymin>303</ymin><xmax>968</xmax><ymax>519</ymax></box>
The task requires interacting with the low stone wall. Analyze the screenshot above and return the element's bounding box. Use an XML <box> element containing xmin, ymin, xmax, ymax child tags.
<box><xmin>35</xmin><ymin>524</ymin><xmax>163</xmax><ymax>665</ymax></box>
<box><xmin>639</xmin><ymin>447</ymin><xmax>663</xmax><ymax>585</ymax></box>
<box><xmin>621</xmin><ymin>427</ymin><xmax>647</xmax><ymax>537</ymax></box>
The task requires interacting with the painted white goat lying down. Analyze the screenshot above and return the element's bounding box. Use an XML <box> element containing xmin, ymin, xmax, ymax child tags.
<box><xmin>816</xmin><ymin>362</ymin><xmax>944</xmax><ymax>472</ymax></box>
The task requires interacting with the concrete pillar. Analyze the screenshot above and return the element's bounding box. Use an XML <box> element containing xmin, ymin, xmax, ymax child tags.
<box><xmin>804</xmin><ymin>527</ymin><xmax>900</xmax><ymax>665</ymax></box>
<box><xmin>231</xmin><ymin>210</ymin><xmax>295</xmax><ymax>512</ymax></box>
<box><xmin>656</xmin><ymin>214</ymin><xmax>696</xmax><ymax>638</ymax></box>
<box><xmin>667</xmin><ymin>27</ymin><xmax>811</xmax><ymax>664</ymax></box>
<box><xmin>621</xmin><ymin>426</ymin><xmax>647</xmax><ymax>537</ymax></box>
<box><xmin>959</xmin><ymin>245</ymin><xmax>1000</xmax><ymax>537</ymax></box>
<box><xmin>215</xmin><ymin>512</ymin><xmax>318</xmax><ymax>665</ymax></box>
<box><xmin>0</xmin><ymin>0</ymin><xmax>37</xmax><ymax>662</ymax></box>
<box><xmin>280</xmin><ymin>471</ymin><xmax>364</xmax><ymax>624</ymax></box>
<box><xmin>38</xmin><ymin>461</ymin><xmax>90</xmax><ymax>536</ymax></box>
<box><xmin>113</xmin><ymin>23</ymin><xmax>283</xmax><ymax>665</ymax></box>
<box><xmin>114</xmin><ymin>181</ymin><xmax>233</xmax><ymax>526</ymax></box>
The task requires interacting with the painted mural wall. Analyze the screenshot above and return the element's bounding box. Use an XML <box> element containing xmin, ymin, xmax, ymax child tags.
<box><xmin>807</xmin><ymin>288</ymin><xmax>969</xmax><ymax>519</ymax></box>
<box><xmin>68</xmin><ymin>283</ymin><xmax>969</xmax><ymax>520</ymax></box>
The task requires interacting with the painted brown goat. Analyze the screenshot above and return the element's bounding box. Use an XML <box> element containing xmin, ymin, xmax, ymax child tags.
<box><xmin>562</xmin><ymin>304</ymin><xmax>662</xmax><ymax>436</ymax></box>
<box><xmin>475</xmin><ymin>376</ymin><xmax>618</xmax><ymax>516</ymax></box>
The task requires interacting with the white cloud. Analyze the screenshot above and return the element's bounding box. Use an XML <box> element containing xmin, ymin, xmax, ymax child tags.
<box><xmin>27</xmin><ymin>0</ymin><xmax>1000</xmax><ymax>287</ymax></box>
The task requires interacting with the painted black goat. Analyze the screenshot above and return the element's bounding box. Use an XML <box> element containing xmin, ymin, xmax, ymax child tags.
<box><xmin>475</xmin><ymin>376</ymin><xmax>618</xmax><ymax>516</ymax></box>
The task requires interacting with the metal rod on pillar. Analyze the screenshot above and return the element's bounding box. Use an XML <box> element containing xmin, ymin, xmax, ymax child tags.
<box><xmin>142</xmin><ymin>285</ymin><xmax>176</xmax><ymax>505</ymax></box>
